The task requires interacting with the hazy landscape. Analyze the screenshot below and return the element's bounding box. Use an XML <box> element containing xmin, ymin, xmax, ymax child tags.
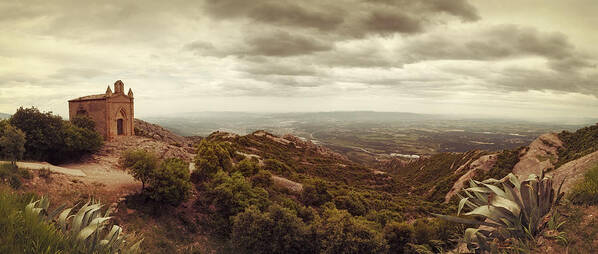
<box><xmin>146</xmin><ymin>111</ymin><xmax>586</xmax><ymax>163</ymax></box>
<box><xmin>2</xmin><ymin>0</ymin><xmax>598</xmax><ymax>253</ymax></box>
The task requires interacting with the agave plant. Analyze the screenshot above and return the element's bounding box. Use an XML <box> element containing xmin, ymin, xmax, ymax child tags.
<box><xmin>26</xmin><ymin>197</ymin><xmax>143</xmax><ymax>254</ymax></box>
<box><xmin>435</xmin><ymin>172</ymin><xmax>565</xmax><ymax>252</ymax></box>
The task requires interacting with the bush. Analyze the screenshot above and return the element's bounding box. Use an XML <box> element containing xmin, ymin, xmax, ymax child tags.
<box><xmin>235</xmin><ymin>158</ymin><xmax>260</xmax><ymax>176</ymax></box>
<box><xmin>0</xmin><ymin>163</ymin><xmax>24</xmax><ymax>189</ymax></box>
<box><xmin>569</xmin><ymin>164</ymin><xmax>598</xmax><ymax>205</ymax></box>
<box><xmin>200</xmin><ymin>171</ymin><xmax>270</xmax><ymax>237</ymax></box>
<box><xmin>366</xmin><ymin>209</ymin><xmax>404</xmax><ymax>227</ymax></box>
<box><xmin>314</xmin><ymin>207</ymin><xmax>388</xmax><ymax>253</ymax></box>
<box><xmin>251</xmin><ymin>170</ymin><xmax>273</xmax><ymax>188</ymax></box>
<box><xmin>264</xmin><ymin>159</ymin><xmax>292</xmax><ymax>175</ymax></box>
<box><xmin>147</xmin><ymin>158</ymin><xmax>192</xmax><ymax>205</ymax></box>
<box><xmin>384</xmin><ymin>222</ymin><xmax>414</xmax><ymax>254</ymax></box>
<box><xmin>0</xmin><ymin>123</ymin><xmax>26</xmax><ymax>164</ymax></box>
<box><xmin>301</xmin><ymin>180</ymin><xmax>332</xmax><ymax>207</ymax></box>
<box><xmin>333</xmin><ymin>191</ymin><xmax>367</xmax><ymax>216</ymax></box>
<box><xmin>9</xmin><ymin>107</ymin><xmax>103</xmax><ymax>163</ymax></box>
<box><xmin>0</xmin><ymin>187</ymin><xmax>70</xmax><ymax>253</ymax></box>
<box><xmin>38</xmin><ymin>167</ymin><xmax>52</xmax><ymax>179</ymax></box>
<box><xmin>121</xmin><ymin>149</ymin><xmax>159</xmax><ymax>191</ymax></box>
<box><xmin>192</xmin><ymin>140</ymin><xmax>235</xmax><ymax>181</ymax></box>
<box><xmin>232</xmin><ymin>205</ymin><xmax>311</xmax><ymax>254</ymax></box>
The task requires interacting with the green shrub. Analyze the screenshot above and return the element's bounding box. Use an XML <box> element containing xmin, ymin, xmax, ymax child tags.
<box><xmin>192</xmin><ymin>140</ymin><xmax>235</xmax><ymax>181</ymax></box>
<box><xmin>314</xmin><ymin>207</ymin><xmax>388</xmax><ymax>253</ymax></box>
<box><xmin>235</xmin><ymin>158</ymin><xmax>260</xmax><ymax>176</ymax></box>
<box><xmin>0</xmin><ymin>163</ymin><xmax>24</xmax><ymax>189</ymax></box>
<box><xmin>38</xmin><ymin>167</ymin><xmax>52</xmax><ymax>179</ymax></box>
<box><xmin>251</xmin><ymin>170</ymin><xmax>273</xmax><ymax>188</ymax></box>
<box><xmin>147</xmin><ymin>158</ymin><xmax>192</xmax><ymax>205</ymax></box>
<box><xmin>200</xmin><ymin>171</ymin><xmax>270</xmax><ymax>237</ymax></box>
<box><xmin>437</xmin><ymin>173</ymin><xmax>564</xmax><ymax>253</ymax></box>
<box><xmin>384</xmin><ymin>222</ymin><xmax>414</xmax><ymax>254</ymax></box>
<box><xmin>569</xmin><ymin>164</ymin><xmax>598</xmax><ymax>205</ymax></box>
<box><xmin>232</xmin><ymin>205</ymin><xmax>311</xmax><ymax>254</ymax></box>
<box><xmin>264</xmin><ymin>159</ymin><xmax>292</xmax><ymax>175</ymax></box>
<box><xmin>301</xmin><ymin>180</ymin><xmax>332</xmax><ymax>207</ymax></box>
<box><xmin>0</xmin><ymin>123</ymin><xmax>26</xmax><ymax>164</ymax></box>
<box><xmin>0</xmin><ymin>187</ymin><xmax>70</xmax><ymax>253</ymax></box>
<box><xmin>9</xmin><ymin>107</ymin><xmax>103</xmax><ymax>163</ymax></box>
<box><xmin>333</xmin><ymin>191</ymin><xmax>367</xmax><ymax>216</ymax></box>
<box><xmin>366</xmin><ymin>209</ymin><xmax>404</xmax><ymax>227</ymax></box>
<box><xmin>121</xmin><ymin>149</ymin><xmax>159</xmax><ymax>191</ymax></box>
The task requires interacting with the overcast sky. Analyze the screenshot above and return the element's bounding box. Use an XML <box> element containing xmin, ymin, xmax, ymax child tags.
<box><xmin>1</xmin><ymin>0</ymin><xmax>597</xmax><ymax>121</ymax></box>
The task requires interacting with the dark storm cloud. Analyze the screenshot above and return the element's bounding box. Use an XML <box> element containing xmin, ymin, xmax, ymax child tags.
<box><xmin>202</xmin><ymin>0</ymin><xmax>479</xmax><ymax>39</ymax></box>
<box><xmin>362</xmin><ymin>10</ymin><xmax>423</xmax><ymax>35</ymax></box>
<box><xmin>243</xmin><ymin>31</ymin><xmax>333</xmax><ymax>57</ymax></box>
<box><xmin>402</xmin><ymin>25</ymin><xmax>594</xmax><ymax>72</ymax></box>
<box><xmin>367</xmin><ymin>0</ymin><xmax>480</xmax><ymax>22</ymax></box>
<box><xmin>248</xmin><ymin>2</ymin><xmax>344</xmax><ymax>31</ymax></box>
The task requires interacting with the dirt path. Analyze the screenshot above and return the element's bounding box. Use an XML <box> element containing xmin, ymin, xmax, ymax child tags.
<box><xmin>2</xmin><ymin>161</ymin><xmax>86</xmax><ymax>177</ymax></box>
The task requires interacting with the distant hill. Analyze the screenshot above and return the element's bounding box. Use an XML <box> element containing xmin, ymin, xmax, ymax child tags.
<box><xmin>0</xmin><ymin>113</ymin><xmax>10</xmax><ymax>119</ymax></box>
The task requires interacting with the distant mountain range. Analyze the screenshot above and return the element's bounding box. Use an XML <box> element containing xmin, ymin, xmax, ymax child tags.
<box><xmin>0</xmin><ymin>113</ymin><xmax>10</xmax><ymax>119</ymax></box>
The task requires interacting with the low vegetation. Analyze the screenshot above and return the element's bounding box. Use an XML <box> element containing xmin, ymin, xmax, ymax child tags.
<box><xmin>437</xmin><ymin>173</ymin><xmax>565</xmax><ymax>252</ymax></box>
<box><xmin>121</xmin><ymin>149</ymin><xmax>191</xmax><ymax>205</ymax></box>
<box><xmin>0</xmin><ymin>163</ymin><xmax>33</xmax><ymax>189</ymax></box>
<box><xmin>0</xmin><ymin>186</ymin><xmax>141</xmax><ymax>253</ymax></box>
<box><xmin>569</xmin><ymin>164</ymin><xmax>598</xmax><ymax>205</ymax></box>
<box><xmin>557</xmin><ymin>124</ymin><xmax>598</xmax><ymax>168</ymax></box>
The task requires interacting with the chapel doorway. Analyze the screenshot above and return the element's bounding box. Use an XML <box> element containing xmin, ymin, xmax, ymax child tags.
<box><xmin>117</xmin><ymin>119</ymin><xmax>124</xmax><ymax>135</ymax></box>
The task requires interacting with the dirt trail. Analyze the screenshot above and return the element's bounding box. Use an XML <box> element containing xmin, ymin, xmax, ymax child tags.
<box><xmin>3</xmin><ymin>161</ymin><xmax>86</xmax><ymax>177</ymax></box>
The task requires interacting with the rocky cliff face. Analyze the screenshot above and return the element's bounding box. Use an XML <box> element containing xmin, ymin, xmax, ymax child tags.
<box><xmin>134</xmin><ymin>119</ymin><xmax>192</xmax><ymax>148</ymax></box>
<box><xmin>512</xmin><ymin>133</ymin><xmax>563</xmax><ymax>179</ymax></box>
<box><xmin>445</xmin><ymin>153</ymin><xmax>498</xmax><ymax>202</ymax></box>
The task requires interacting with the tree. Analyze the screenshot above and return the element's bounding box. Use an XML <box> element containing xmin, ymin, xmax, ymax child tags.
<box><xmin>0</xmin><ymin>124</ymin><xmax>26</xmax><ymax>165</ymax></box>
<box><xmin>147</xmin><ymin>158</ymin><xmax>192</xmax><ymax>205</ymax></box>
<box><xmin>121</xmin><ymin>149</ymin><xmax>159</xmax><ymax>192</ymax></box>
<box><xmin>10</xmin><ymin>107</ymin><xmax>62</xmax><ymax>161</ymax></box>
<box><xmin>232</xmin><ymin>205</ymin><xmax>311</xmax><ymax>254</ymax></box>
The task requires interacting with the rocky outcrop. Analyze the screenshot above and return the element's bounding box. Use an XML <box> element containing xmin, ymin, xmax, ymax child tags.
<box><xmin>548</xmin><ymin>150</ymin><xmax>598</xmax><ymax>193</ymax></box>
<box><xmin>134</xmin><ymin>119</ymin><xmax>192</xmax><ymax>148</ymax></box>
<box><xmin>87</xmin><ymin>136</ymin><xmax>195</xmax><ymax>170</ymax></box>
<box><xmin>512</xmin><ymin>133</ymin><xmax>562</xmax><ymax>179</ymax></box>
<box><xmin>445</xmin><ymin>153</ymin><xmax>498</xmax><ymax>202</ymax></box>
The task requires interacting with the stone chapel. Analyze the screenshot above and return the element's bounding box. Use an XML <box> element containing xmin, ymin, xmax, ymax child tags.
<box><xmin>68</xmin><ymin>80</ymin><xmax>134</xmax><ymax>140</ymax></box>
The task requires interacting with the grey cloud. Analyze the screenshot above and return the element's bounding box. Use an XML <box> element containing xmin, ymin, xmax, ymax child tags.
<box><xmin>366</xmin><ymin>0</ymin><xmax>480</xmax><ymax>22</ymax></box>
<box><xmin>239</xmin><ymin>61</ymin><xmax>322</xmax><ymax>76</ymax></box>
<box><xmin>402</xmin><ymin>25</ymin><xmax>595</xmax><ymax>72</ymax></box>
<box><xmin>242</xmin><ymin>31</ymin><xmax>333</xmax><ymax>57</ymax></box>
<box><xmin>202</xmin><ymin>0</ymin><xmax>479</xmax><ymax>39</ymax></box>
<box><xmin>248</xmin><ymin>2</ymin><xmax>344</xmax><ymax>31</ymax></box>
<box><xmin>362</xmin><ymin>10</ymin><xmax>423</xmax><ymax>35</ymax></box>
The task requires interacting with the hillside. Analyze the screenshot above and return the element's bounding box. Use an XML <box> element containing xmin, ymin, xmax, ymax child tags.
<box><xmin>5</xmin><ymin>119</ymin><xmax>598</xmax><ymax>253</ymax></box>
